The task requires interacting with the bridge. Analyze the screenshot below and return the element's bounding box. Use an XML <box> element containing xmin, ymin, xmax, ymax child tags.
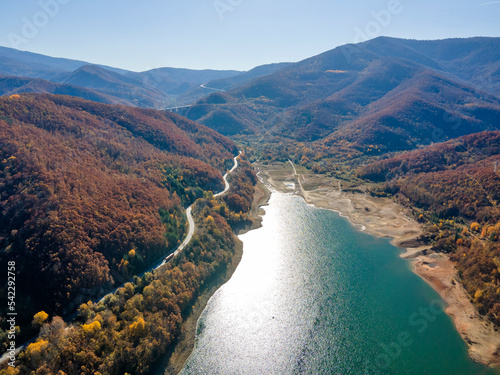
<box><xmin>165</xmin><ymin>105</ymin><xmax>192</xmax><ymax>113</ymax></box>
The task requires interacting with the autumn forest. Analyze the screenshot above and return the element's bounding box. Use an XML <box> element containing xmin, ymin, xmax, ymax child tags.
<box><xmin>0</xmin><ymin>93</ymin><xmax>249</xmax><ymax>370</ymax></box>
<box><xmin>0</xmin><ymin>36</ymin><xmax>499</xmax><ymax>375</ymax></box>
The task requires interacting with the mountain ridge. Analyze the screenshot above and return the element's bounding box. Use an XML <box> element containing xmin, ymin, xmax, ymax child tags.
<box><xmin>0</xmin><ymin>74</ymin><xmax>129</xmax><ymax>105</ymax></box>
<box><xmin>0</xmin><ymin>45</ymin><xmax>290</xmax><ymax>108</ymax></box>
<box><xmin>184</xmin><ymin>37</ymin><xmax>500</xmax><ymax>152</ymax></box>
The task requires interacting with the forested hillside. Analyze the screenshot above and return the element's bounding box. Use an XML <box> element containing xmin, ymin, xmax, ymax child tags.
<box><xmin>0</xmin><ymin>36</ymin><xmax>498</xmax><ymax>371</ymax></box>
<box><xmin>185</xmin><ymin>37</ymin><xmax>500</xmax><ymax>153</ymax></box>
<box><xmin>3</xmin><ymin>154</ymin><xmax>257</xmax><ymax>375</ymax></box>
<box><xmin>0</xmin><ymin>93</ymin><xmax>237</xmax><ymax>345</ymax></box>
<box><xmin>359</xmin><ymin>131</ymin><xmax>500</xmax><ymax>323</ymax></box>
<box><xmin>0</xmin><ymin>75</ymin><xmax>129</xmax><ymax>106</ymax></box>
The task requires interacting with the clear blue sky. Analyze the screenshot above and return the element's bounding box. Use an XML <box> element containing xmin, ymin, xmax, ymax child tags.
<box><xmin>0</xmin><ymin>0</ymin><xmax>499</xmax><ymax>72</ymax></box>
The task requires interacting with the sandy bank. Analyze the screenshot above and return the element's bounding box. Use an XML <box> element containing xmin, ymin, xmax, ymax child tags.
<box><xmin>407</xmin><ymin>250</ymin><xmax>500</xmax><ymax>366</ymax></box>
<box><xmin>256</xmin><ymin>161</ymin><xmax>500</xmax><ymax>368</ymax></box>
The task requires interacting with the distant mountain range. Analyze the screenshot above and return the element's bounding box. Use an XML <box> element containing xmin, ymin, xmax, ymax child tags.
<box><xmin>184</xmin><ymin>37</ymin><xmax>500</xmax><ymax>151</ymax></box>
<box><xmin>1</xmin><ymin>38</ymin><xmax>499</xmax><ymax>151</ymax></box>
<box><xmin>0</xmin><ymin>74</ymin><xmax>129</xmax><ymax>105</ymax></box>
<box><xmin>0</xmin><ymin>46</ymin><xmax>129</xmax><ymax>78</ymax></box>
<box><xmin>0</xmin><ymin>46</ymin><xmax>289</xmax><ymax>108</ymax></box>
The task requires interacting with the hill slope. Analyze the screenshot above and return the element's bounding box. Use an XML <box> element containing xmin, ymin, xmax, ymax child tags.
<box><xmin>125</xmin><ymin>67</ymin><xmax>241</xmax><ymax>95</ymax></box>
<box><xmin>0</xmin><ymin>93</ymin><xmax>237</xmax><ymax>338</ymax></box>
<box><xmin>53</xmin><ymin>64</ymin><xmax>168</xmax><ymax>108</ymax></box>
<box><xmin>0</xmin><ymin>47</ymin><xmax>244</xmax><ymax>107</ymax></box>
<box><xmin>185</xmin><ymin>37</ymin><xmax>500</xmax><ymax>152</ymax></box>
<box><xmin>359</xmin><ymin>131</ymin><xmax>500</xmax><ymax>323</ymax></box>
<box><xmin>0</xmin><ymin>74</ymin><xmax>129</xmax><ymax>105</ymax></box>
<box><xmin>202</xmin><ymin>62</ymin><xmax>293</xmax><ymax>91</ymax></box>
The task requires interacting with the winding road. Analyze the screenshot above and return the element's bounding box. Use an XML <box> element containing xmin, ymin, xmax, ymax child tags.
<box><xmin>104</xmin><ymin>152</ymin><xmax>240</xmax><ymax>293</ymax></box>
<box><xmin>157</xmin><ymin>151</ymin><xmax>240</xmax><ymax>267</ymax></box>
<box><xmin>0</xmin><ymin>153</ymin><xmax>241</xmax><ymax>365</ymax></box>
<box><xmin>200</xmin><ymin>84</ymin><xmax>225</xmax><ymax>92</ymax></box>
<box><xmin>215</xmin><ymin>152</ymin><xmax>240</xmax><ymax>198</ymax></box>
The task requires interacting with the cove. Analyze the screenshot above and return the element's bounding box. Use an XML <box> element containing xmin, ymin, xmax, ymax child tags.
<box><xmin>180</xmin><ymin>193</ymin><xmax>497</xmax><ymax>375</ymax></box>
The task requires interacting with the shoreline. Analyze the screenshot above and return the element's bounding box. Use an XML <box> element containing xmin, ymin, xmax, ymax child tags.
<box><xmin>406</xmin><ymin>249</ymin><xmax>500</xmax><ymax>367</ymax></box>
<box><xmin>256</xmin><ymin>161</ymin><xmax>500</xmax><ymax>369</ymax></box>
<box><xmin>158</xmin><ymin>239</ymin><xmax>244</xmax><ymax>375</ymax></box>
<box><xmin>156</xmin><ymin>178</ymin><xmax>271</xmax><ymax>375</ymax></box>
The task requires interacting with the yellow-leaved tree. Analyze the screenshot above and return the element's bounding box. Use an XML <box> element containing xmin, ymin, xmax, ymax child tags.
<box><xmin>26</xmin><ymin>339</ymin><xmax>49</xmax><ymax>362</ymax></box>
<box><xmin>129</xmin><ymin>317</ymin><xmax>147</xmax><ymax>338</ymax></box>
<box><xmin>82</xmin><ymin>320</ymin><xmax>101</xmax><ymax>334</ymax></box>
<box><xmin>32</xmin><ymin>311</ymin><xmax>49</xmax><ymax>327</ymax></box>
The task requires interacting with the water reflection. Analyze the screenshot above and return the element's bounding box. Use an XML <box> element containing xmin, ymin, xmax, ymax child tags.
<box><xmin>181</xmin><ymin>193</ymin><xmax>495</xmax><ymax>375</ymax></box>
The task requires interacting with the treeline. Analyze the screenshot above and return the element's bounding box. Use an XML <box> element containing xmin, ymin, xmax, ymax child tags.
<box><xmin>1</xmin><ymin>155</ymin><xmax>256</xmax><ymax>375</ymax></box>
<box><xmin>451</xmin><ymin>230</ymin><xmax>500</xmax><ymax>324</ymax></box>
<box><xmin>396</xmin><ymin>164</ymin><xmax>500</xmax><ymax>220</ymax></box>
<box><xmin>224</xmin><ymin>159</ymin><xmax>258</xmax><ymax>221</ymax></box>
<box><xmin>359</xmin><ymin>131</ymin><xmax>500</xmax><ymax>324</ymax></box>
<box><xmin>358</xmin><ymin>131</ymin><xmax>500</xmax><ymax>181</ymax></box>
<box><xmin>0</xmin><ymin>94</ymin><xmax>236</xmax><ymax>349</ymax></box>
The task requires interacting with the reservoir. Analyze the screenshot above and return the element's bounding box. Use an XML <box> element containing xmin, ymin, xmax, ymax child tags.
<box><xmin>181</xmin><ymin>193</ymin><xmax>496</xmax><ymax>374</ymax></box>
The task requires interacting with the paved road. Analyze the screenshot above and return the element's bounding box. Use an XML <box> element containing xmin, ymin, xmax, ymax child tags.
<box><xmin>0</xmin><ymin>153</ymin><xmax>241</xmax><ymax>364</ymax></box>
<box><xmin>200</xmin><ymin>84</ymin><xmax>225</xmax><ymax>92</ymax></box>
<box><xmin>215</xmin><ymin>153</ymin><xmax>240</xmax><ymax>198</ymax></box>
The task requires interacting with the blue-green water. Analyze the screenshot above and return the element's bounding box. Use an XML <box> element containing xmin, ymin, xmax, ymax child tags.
<box><xmin>181</xmin><ymin>193</ymin><xmax>497</xmax><ymax>375</ymax></box>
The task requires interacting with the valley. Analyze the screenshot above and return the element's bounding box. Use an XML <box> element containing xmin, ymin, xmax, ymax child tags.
<box><xmin>0</xmin><ymin>36</ymin><xmax>499</xmax><ymax>374</ymax></box>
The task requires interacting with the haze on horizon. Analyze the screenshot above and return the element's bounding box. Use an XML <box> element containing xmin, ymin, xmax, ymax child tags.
<box><xmin>0</xmin><ymin>0</ymin><xmax>499</xmax><ymax>72</ymax></box>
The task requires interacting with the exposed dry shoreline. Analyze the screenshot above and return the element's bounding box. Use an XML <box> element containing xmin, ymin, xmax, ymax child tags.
<box><xmin>156</xmin><ymin>179</ymin><xmax>271</xmax><ymax>375</ymax></box>
<box><xmin>256</xmin><ymin>161</ymin><xmax>500</xmax><ymax>369</ymax></box>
